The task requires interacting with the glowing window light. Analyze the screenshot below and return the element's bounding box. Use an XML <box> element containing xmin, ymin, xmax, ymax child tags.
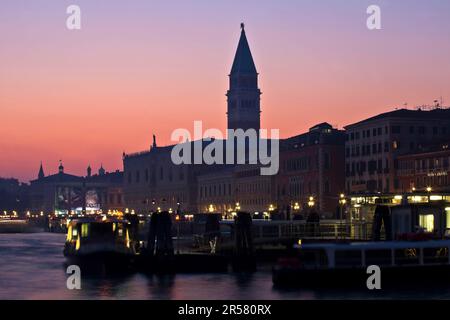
<box><xmin>126</xmin><ymin>229</ymin><xmax>130</xmax><ymax>248</ymax></box>
<box><xmin>81</xmin><ymin>224</ymin><xmax>89</xmax><ymax>238</ymax></box>
<box><xmin>67</xmin><ymin>226</ymin><xmax>72</xmax><ymax>241</ymax></box>
<box><xmin>430</xmin><ymin>195</ymin><xmax>443</xmax><ymax>201</ymax></box>
<box><xmin>76</xmin><ymin>236</ymin><xmax>81</xmax><ymax>251</ymax></box>
<box><xmin>446</xmin><ymin>209</ymin><xmax>450</xmax><ymax>229</ymax></box>
<box><xmin>419</xmin><ymin>214</ymin><xmax>434</xmax><ymax>232</ymax></box>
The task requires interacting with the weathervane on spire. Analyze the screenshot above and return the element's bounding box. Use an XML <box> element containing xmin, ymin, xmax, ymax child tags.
<box><xmin>240</xmin><ymin>22</ymin><xmax>245</xmax><ymax>30</ymax></box>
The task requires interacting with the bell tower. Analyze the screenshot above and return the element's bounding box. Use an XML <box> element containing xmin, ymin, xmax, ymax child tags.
<box><xmin>227</xmin><ymin>23</ymin><xmax>261</xmax><ymax>132</ymax></box>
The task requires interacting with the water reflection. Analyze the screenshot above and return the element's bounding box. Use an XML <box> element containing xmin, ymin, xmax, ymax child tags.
<box><xmin>2</xmin><ymin>233</ymin><xmax>450</xmax><ymax>299</ymax></box>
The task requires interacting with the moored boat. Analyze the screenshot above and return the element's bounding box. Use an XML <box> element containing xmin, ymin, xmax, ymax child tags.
<box><xmin>273</xmin><ymin>240</ymin><xmax>450</xmax><ymax>287</ymax></box>
<box><xmin>63</xmin><ymin>217</ymin><xmax>138</xmax><ymax>272</ymax></box>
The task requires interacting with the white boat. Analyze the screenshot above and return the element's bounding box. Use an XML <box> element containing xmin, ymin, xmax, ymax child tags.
<box><xmin>273</xmin><ymin>240</ymin><xmax>450</xmax><ymax>287</ymax></box>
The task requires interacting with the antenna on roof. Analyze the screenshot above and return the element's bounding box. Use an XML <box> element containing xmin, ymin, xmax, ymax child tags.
<box><xmin>434</xmin><ymin>99</ymin><xmax>440</xmax><ymax>109</ymax></box>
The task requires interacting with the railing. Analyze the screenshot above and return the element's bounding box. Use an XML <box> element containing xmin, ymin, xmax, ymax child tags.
<box><xmin>245</xmin><ymin>220</ymin><xmax>374</xmax><ymax>242</ymax></box>
<box><xmin>138</xmin><ymin>220</ymin><xmax>377</xmax><ymax>252</ymax></box>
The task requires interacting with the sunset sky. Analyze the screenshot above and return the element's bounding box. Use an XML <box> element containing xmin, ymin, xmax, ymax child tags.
<box><xmin>1</xmin><ymin>0</ymin><xmax>450</xmax><ymax>182</ymax></box>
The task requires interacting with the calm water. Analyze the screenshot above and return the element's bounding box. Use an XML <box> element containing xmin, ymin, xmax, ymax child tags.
<box><xmin>0</xmin><ymin>233</ymin><xmax>449</xmax><ymax>300</ymax></box>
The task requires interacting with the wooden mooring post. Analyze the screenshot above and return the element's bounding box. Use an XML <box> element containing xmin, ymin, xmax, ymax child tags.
<box><xmin>232</xmin><ymin>212</ymin><xmax>256</xmax><ymax>272</ymax></box>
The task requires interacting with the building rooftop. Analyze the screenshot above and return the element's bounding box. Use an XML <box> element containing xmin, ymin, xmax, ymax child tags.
<box><xmin>345</xmin><ymin>108</ymin><xmax>450</xmax><ymax>129</ymax></box>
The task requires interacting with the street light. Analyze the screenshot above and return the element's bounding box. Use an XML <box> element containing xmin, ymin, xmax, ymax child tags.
<box><xmin>308</xmin><ymin>196</ymin><xmax>315</xmax><ymax>207</ymax></box>
<box><xmin>339</xmin><ymin>194</ymin><xmax>346</xmax><ymax>221</ymax></box>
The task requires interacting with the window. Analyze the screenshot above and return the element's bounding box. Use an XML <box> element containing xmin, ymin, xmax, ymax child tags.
<box><xmin>324</xmin><ymin>153</ymin><xmax>330</xmax><ymax>169</ymax></box>
<box><xmin>433</xmin><ymin>127</ymin><xmax>438</xmax><ymax>135</ymax></box>
<box><xmin>391</xmin><ymin>126</ymin><xmax>401</xmax><ymax>134</ymax></box>
<box><xmin>179</xmin><ymin>168</ymin><xmax>184</xmax><ymax>180</ymax></box>
<box><xmin>446</xmin><ymin>210</ymin><xmax>450</xmax><ymax>229</ymax></box>
<box><xmin>81</xmin><ymin>224</ymin><xmax>89</xmax><ymax>238</ymax></box>
<box><xmin>419</xmin><ymin>214</ymin><xmax>434</xmax><ymax>232</ymax></box>
<box><xmin>325</xmin><ymin>180</ymin><xmax>330</xmax><ymax>194</ymax></box>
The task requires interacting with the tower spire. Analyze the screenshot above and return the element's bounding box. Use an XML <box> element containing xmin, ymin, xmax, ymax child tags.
<box><xmin>227</xmin><ymin>23</ymin><xmax>261</xmax><ymax>131</ymax></box>
<box><xmin>38</xmin><ymin>162</ymin><xmax>45</xmax><ymax>179</ymax></box>
<box><xmin>230</xmin><ymin>23</ymin><xmax>257</xmax><ymax>75</ymax></box>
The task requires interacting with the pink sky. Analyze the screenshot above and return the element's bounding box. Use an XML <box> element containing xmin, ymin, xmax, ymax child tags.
<box><xmin>1</xmin><ymin>0</ymin><xmax>450</xmax><ymax>182</ymax></box>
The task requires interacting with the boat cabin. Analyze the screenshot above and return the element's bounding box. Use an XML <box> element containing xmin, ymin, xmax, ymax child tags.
<box><xmin>294</xmin><ymin>240</ymin><xmax>450</xmax><ymax>270</ymax></box>
<box><xmin>64</xmin><ymin>217</ymin><xmax>136</xmax><ymax>256</ymax></box>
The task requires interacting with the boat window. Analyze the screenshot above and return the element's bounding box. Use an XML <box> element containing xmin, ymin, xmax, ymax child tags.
<box><xmin>446</xmin><ymin>211</ymin><xmax>450</xmax><ymax>229</ymax></box>
<box><xmin>395</xmin><ymin>248</ymin><xmax>419</xmax><ymax>265</ymax></box>
<box><xmin>335</xmin><ymin>250</ymin><xmax>362</xmax><ymax>267</ymax></box>
<box><xmin>90</xmin><ymin>223</ymin><xmax>115</xmax><ymax>240</ymax></box>
<box><xmin>424</xmin><ymin>247</ymin><xmax>449</xmax><ymax>264</ymax></box>
<box><xmin>366</xmin><ymin>249</ymin><xmax>392</xmax><ymax>266</ymax></box>
<box><xmin>81</xmin><ymin>223</ymin><xmax>89</xmax><ymax>238</ymax></box>
<box><xmin>419</xmin><ymin>214</ymin><xmax>434</xmax><ymax>232</ymax></box>
<box><xmin>67</xmin><ymin>225</ymin><xmax>72</xmax><ymax>241</ymax></box>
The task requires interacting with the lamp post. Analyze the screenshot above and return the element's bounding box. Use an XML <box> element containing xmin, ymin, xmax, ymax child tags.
<box><xmin>426</xmin><ymin>186</ymin><xmax>432</xmax><ymax>202</ymax></box>
<box><xmin>339</xmin><ymin>193</ymin><xmax>346</xmax><ymax>221</ymax></box>
<box><xmin>308</xmin><ymin>196</ymin><xmax>315</xmax><ymax>208</ymax></box>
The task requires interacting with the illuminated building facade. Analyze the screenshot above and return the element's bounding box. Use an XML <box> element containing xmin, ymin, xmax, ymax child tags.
<box><xmin>344</xmin><ymin>108</ymin><xmax>450</xmax><ymax>194</ymax></box>
<box><xmin>29</xmin><ymin>162</ymin><xmax>124</xmax><ymax>215</ymax></box>
<box><xmin>276</xmin><ymin>123</ymin><xmax>345</xmax><ymax>218</ymax></box>
<box><xmin>397</xmin><ymin>141</ymin><xmax>450</xmax><ymax>192</ymax></box>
